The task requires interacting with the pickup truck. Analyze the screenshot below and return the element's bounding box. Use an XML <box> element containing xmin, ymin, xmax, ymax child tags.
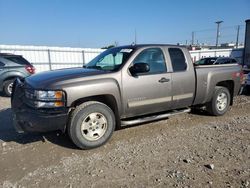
<box><xmin>11</xmin><ymin>44</ymin><xmax>243</xmax><ymax>149</ymax></box>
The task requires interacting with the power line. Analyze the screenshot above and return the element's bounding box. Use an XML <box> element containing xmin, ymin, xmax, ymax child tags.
<box><xmin>193</xmin><ymin>24</ymin><xmax>245</xmax><ymax>33</ymax></box>
<box><xmin>180</xmin><ymin>23</ymin><xmax>245</xmax><ymax>45</ymax></box>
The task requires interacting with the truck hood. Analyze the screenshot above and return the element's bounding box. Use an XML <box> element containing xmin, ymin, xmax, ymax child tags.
<box><xmin>25</xmin><ymin>68</ymin><xmax>107</xmax><ymax>89</ymax></box>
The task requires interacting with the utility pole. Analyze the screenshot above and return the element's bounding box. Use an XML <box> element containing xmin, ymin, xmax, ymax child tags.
<box><xmin>191</xmin><ymin>31</ymin><xmax>195</xmax><ymax>45</ymax></box>
<box><xmin>236</xmin><ymin>25</ymin><xmax>240</xmax><ymax>48</ymax></box>
<box><xmin>215</xmin><ymin>21</ymin><xmax>223</xmax><ymax>48</ymax></box>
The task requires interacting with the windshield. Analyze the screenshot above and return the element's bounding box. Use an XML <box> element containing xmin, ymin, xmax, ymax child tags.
<box><xmin>85</xmin><ymin>47</ymin><xmax>134</xmax><ymax>71</ymax></box>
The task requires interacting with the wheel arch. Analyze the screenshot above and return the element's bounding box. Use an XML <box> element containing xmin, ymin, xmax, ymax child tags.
<box><xmin>70</xmin><ymin>94</ymin><xmax>121</xmax><ymax>128</ymax></box>
<box><xmin>216</xmin><ymin>80</ymin><xmax>234</xmax><ymax>105</ymax></box>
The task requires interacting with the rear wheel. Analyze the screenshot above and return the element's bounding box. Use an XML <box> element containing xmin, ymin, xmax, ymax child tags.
<box><xmin>3</xmin><ymin>79</ymin><xmax>15</xmax><ymax>97</ymax></box>
<box><xmin>206</xmin><ymin>86</ymin><xmax>231</xmax><ymax>116</ymax></box>
<box><xmin>68</xmin><ymin>101</ymin><xmax>115</xmax><ymax>149</ymax></box>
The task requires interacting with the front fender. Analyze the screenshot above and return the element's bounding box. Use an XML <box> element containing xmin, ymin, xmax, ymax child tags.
<box><xmin>63</xmin><ymin>78</ymin><xmax>122</xmax><ymax>115</ymax></box>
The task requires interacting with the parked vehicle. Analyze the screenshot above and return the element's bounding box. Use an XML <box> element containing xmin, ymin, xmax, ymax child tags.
<box><xmin>11</xmin><ymin>44</ymin><xmax>243</xmax><ymax>149</ymax></box>
<box><xmin>194</xmin><ymin>57</ymin><xmax>239</xmax><ymax>66</ymax></box>
<box><xmin>0</xmin><ymin>53</ymin><xmax>35</xmax><ymax>96</ymax></box>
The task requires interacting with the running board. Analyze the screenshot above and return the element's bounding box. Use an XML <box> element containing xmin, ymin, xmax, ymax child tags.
<box><xmin>121</xmin><ymin>108</ymin><xmax>191</xmax><ymax>126</ymax></box>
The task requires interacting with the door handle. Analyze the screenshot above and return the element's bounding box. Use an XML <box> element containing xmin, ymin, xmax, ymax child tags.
<box><xmin>158</xmin><ymin>77</ymin><xmax>170</xmax><ymax>83</ymax></box>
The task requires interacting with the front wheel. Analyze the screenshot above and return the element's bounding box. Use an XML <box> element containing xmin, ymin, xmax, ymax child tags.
<box><xmin>206</xmin><ymin>86</ymin><xmax>231</xmax><ymax>116</ymax></box>
<box><xmin>68</xmin><ymin>101</ymin><xmax>115</xmax><ymax>149</ymax></box>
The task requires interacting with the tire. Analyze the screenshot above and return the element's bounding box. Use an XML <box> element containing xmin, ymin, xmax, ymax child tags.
<box><xmin>3</xmin><ymin>79</ymin><xmax>15</xmax><ymax>97</ymax></box>
<box><xmin>206</xmin><ymin>86</ymin><xmax>231</xmax><ymax>116</ymax></box>
<box><xmin>68</xmin><ymin>101</ymin><xmax>116</xmax><ymax>149</ymax></box>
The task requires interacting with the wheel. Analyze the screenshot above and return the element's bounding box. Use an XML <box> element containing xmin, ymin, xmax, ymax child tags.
<box><xmin>68</xmin><ymin>101</ymin><xmax>115</xmax><ymax>149</ymax></box>
<box><xmin>3</xmin><ymin>79</ymin><xmax>15</xmax><ymax>97</ymax></box>
<box><xmin>206</xmin><ymin>86</ymin><xmax>231</xmax><ymax>116</ymax></box>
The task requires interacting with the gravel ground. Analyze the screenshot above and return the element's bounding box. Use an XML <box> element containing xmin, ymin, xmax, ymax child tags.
<box><xmin>0</xmin><ymin>92</ymin><xmax>250</xmax><ymax>188</ymax></box>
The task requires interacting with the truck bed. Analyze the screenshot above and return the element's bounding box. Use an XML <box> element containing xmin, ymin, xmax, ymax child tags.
<box><xmin>193</xmin><ymin>64</ymin><xmax>242</xmax><ymax>105</ymax></box>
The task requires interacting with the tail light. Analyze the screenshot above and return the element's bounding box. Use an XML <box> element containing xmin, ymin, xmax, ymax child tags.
<box><xmin>25</xmin><ymin>65</ymin><xmax>35</xmax><ymax>74</ymax></box>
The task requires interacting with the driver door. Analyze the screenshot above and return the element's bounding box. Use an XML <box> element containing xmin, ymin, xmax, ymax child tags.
<box><xmin>122</xmin><ymin>47</ymin><xmax>173</xmax><ymax>117</ymax></box>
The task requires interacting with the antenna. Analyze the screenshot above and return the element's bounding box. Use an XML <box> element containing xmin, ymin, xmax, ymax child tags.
<box><xmin>134</xmin><ymin>29</ymin><xmax>137</xmax><ymax>45</ymax></box>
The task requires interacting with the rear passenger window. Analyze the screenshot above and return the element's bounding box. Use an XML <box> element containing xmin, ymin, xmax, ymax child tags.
<box><xmin>168</xmin><ymin>48</ymin><xmax>187</xmax><ymax>72</ymax></box>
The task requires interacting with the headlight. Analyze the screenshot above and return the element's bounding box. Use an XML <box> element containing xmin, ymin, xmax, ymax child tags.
<box><xmin>36</xmin><ymin>90</ymin><xmax>64</xmax><ymax>101</ymax></box>
<box><xmin>25</xmin><ymin>89</ymin><xmax>66</xmax><ymax>108</ymax></box>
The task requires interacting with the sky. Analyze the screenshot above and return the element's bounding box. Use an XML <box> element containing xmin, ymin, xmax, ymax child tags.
<box><xmin>0</xmin><ymin>0</ymin><xmax>249</xmax><ymax>48</ymax></box>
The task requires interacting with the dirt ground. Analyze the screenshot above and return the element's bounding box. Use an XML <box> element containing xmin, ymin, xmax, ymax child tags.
<box><xmin>0</xmin><ymin>91</ymin><xmax>250</xmax><ymax>188</ymax></box>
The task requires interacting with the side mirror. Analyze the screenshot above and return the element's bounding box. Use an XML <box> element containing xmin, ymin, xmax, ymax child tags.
<box><xmin>129</xmin><ymin>62</ymin><xmax>150</xmax><ymax>75</ymax></box>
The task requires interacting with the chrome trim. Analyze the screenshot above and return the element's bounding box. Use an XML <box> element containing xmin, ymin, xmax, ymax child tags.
<box><xmin>121</xmin><ymin>108</ymin><xmax>190</xmax><ymax>126</ymax></box>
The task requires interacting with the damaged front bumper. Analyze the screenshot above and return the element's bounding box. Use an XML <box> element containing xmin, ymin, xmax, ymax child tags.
<box><xmin>11</xmin><ymin>79</ymin><xmax>69</xmax><ymax>133</ymax></box>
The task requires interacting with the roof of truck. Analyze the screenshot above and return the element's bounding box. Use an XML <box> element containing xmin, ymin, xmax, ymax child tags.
<box><xmin>118</xmin><ymin>44</ymin><xmax>187</xmax><ymax>49</ymax></box>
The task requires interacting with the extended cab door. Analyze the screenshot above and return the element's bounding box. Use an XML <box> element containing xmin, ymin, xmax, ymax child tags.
<box><xmin>166</xmin><ymin>47</ymin><xmax>196</xmax><ymax>108</ymax></box>
<box><xmin>121</xmin><ymin>47</ymin><xmax>173</xmax><ymax>118</ymax></box>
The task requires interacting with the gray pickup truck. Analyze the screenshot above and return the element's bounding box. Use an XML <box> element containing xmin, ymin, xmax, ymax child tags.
<box><xmin>11</xmin><ymin>44</ymin><xmax>242</xmax><ymax>149</ymax></box>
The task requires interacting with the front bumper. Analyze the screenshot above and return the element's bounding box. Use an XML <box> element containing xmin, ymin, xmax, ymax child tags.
<box><xmin>11</xmin><ymin>79</ymin><xmax>69</xmax><ymax>133</ymax></box>
<box><xmin>12</xmin><ymin>108</ymin><xmax>68</xmax><ymax>133</ymax></box>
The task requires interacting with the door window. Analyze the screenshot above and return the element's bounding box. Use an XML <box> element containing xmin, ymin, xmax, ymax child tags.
<box><xmin>132</xmin><ymin>48</ymin><xmax>167</xmax><ymax>74</ymax></box>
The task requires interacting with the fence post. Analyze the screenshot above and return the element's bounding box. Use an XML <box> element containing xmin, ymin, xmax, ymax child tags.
<box><xmin>47</xmin><ymin>49</ymin><xmax>52</xmax><ymax>70</ymax></box>
<box><xmin>82</xmin><ymin>50</ymin><xmax>85</xmax><ymax>65</ymax></box>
